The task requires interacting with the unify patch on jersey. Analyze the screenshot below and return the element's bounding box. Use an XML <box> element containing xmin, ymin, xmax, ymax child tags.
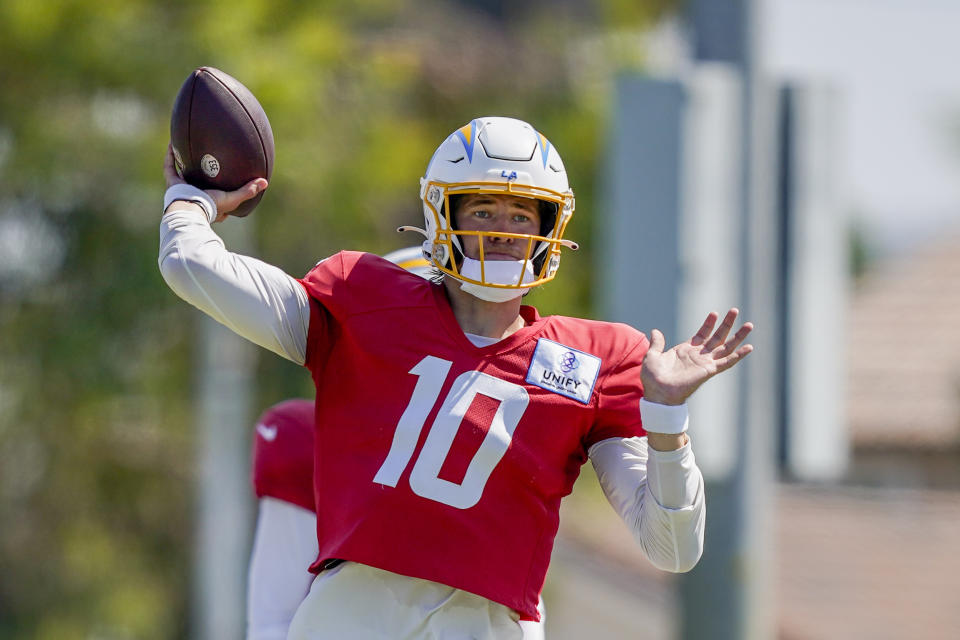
<box><xmin>526</xmin><ymin>338</ymin><xmax>601</xmax><ymax>404</ymax></box>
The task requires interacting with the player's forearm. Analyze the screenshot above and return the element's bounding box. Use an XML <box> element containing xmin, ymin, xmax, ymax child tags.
<box><xmin>646</xmin><ymin>432</ymin><xmax>688</xmax><ymax>451</ymax></box>
<box><xmin>638</xmin><ymin>441</ymin><xmax>705</xmax><ymax>572</ymax></box>
<box><xmin>158</xmin><ymin>203</ymin><xmax>310</xmax><ymax>364</ymax></box>
<box><xmin>589</xmin><ymin>436</ymin><xmax>705</xmax><ymax>573</ymax></box>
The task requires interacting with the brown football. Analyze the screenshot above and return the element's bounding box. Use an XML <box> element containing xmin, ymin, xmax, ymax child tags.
<box><xmin>170</xmin><ymin>66</ymin><xmax>274</xmax><ymax>217</ymax></box>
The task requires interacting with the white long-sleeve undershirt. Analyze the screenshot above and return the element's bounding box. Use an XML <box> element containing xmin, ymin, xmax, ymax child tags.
<box><xmin>158</xmin><ymin>204</ymin><xmax>705</xmax><ymax>574</ymax></box>
<box><xmin>247</xmin><ymin>498</ymin><xmax>318</xmax><ymax>640</ymax></box>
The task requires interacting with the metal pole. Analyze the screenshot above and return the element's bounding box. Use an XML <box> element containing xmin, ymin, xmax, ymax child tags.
<box><xmin>192</xmin><ymin>219</ymin><xmax>257</xmax><ymax>640</ymax></box>
<box><xmin>679</xmin><ymin>1</ymin><xmax>778</xmax><ymax>638</ymax></box>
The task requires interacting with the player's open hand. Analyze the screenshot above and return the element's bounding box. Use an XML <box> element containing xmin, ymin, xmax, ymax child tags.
<box><xmin>163</xmin><ymin>144</ymin><xmax>267</xmax><ymax>222</ymax></box>
<box><xmin>641</xmin><ymin>309</ymin><xmax>753</xmax><ymax>406</ymax></box>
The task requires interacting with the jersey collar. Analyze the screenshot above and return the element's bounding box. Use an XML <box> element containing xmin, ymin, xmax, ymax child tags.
<box><xmin>431</xmin><ymin>285</ymin><xmax>546</xmax><ymax>355</ymax></box>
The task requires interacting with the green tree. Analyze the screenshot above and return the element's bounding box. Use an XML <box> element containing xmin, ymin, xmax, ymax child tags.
<box><xmin>0</xmin><ymin>1</ymin><xmax>675</xmax><ymax>636</ymax></box>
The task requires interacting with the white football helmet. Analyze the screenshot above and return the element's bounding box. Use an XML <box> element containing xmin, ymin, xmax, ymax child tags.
<box><xmin>400</xmin><ymin>116</ymin><xmax>577</xmax><ymax>299</ymax></box>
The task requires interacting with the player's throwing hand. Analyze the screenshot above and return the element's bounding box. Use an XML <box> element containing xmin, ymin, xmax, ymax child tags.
<box><xmin>163</xmin><ymin>144</ymin><xmax>266</xmax><ymax>221</ymax></box>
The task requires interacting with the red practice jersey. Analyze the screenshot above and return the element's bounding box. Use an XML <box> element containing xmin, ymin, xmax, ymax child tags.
<box><xmin>251</xmin><ymin>398</ymin><xmax>316</xmax><ymax>513</ymax></box>
<box><xmin>299</xmin><ymin>252</ymin><xmax>649</xmax><ymax>620</ymax></box>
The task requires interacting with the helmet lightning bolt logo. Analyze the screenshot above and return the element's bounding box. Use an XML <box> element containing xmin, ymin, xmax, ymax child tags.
<box><xmin>456</xmin><ymin>120</ymin><xmax>478</xmax><ymax>162</ymax></box>
<box><xmin>538</xmin><ymin>133</ymin><xmax>551</xmax><ymax>168</ymax></box>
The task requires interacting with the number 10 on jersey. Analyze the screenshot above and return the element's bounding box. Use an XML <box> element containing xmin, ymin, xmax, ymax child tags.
<box><xmin>373</xmin><ymin>356</ymin><xmax>529</xmax><ymax>509</ymax></box>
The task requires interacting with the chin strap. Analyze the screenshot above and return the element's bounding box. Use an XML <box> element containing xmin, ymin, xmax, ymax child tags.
<box><xmin>455</xmin><ymin>257</ymin><xmax>533</xmax><ymax>302</ymax></box>
<box><xmin>459</xmin><ymin>281</ymin><xmax>526</xmax><ymax>302</ymax></box>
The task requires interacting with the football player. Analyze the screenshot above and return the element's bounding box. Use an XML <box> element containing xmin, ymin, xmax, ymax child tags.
<box><xmin>160</xmin><ymin>116</ymin><xmax>752</xmax><ymax>638</ymax></box>
<box><xmin>246</xmin><ymin>398</ymin><xmax>316</xmax><ymax>640</ymax></box>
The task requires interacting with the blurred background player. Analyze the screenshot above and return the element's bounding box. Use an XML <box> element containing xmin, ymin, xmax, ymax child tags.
<box><xmin>246</xmin><ymin>248</ymin><xmax>437</xmax><ymax>640</ymax></box>
<box><xmin>247</xmin><ymin>398</ymin><xmax>316</xmax><ymax>640</ymax></box>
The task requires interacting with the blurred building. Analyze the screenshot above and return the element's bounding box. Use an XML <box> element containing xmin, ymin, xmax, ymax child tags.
<box><xmin>777</xmin><ymin>232</ymin><xmax>960</xmax><ymax>639</ymax></box>
<box><xmin>776</xmin><ymin>484</ymin><xmax>960</xmax><ymax>639</ymax></box>
<box><xmin>549</xmin><ymin>231</ymin><xmax>960</xmax><ymax>639</ymax></box>
<box><xmin>550</xmin><ymin>478</ymin><xmax>960</xmax><ymax>640</ymax></box>
<box><xmin>846</xmin><ymin>232</ymin><xmax>960</xmax><ymax>489</ymax></box>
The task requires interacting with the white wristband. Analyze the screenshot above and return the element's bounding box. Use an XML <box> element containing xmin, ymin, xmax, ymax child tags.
<box><xmin>639</xmin><ymin>398</ymin><xmax>689</xmax><ymax>434</ymax></box>
<box><xmin>164</xmin><ymin>183</ymin><xmax>217</xmax><ymax>223</ymax></box>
